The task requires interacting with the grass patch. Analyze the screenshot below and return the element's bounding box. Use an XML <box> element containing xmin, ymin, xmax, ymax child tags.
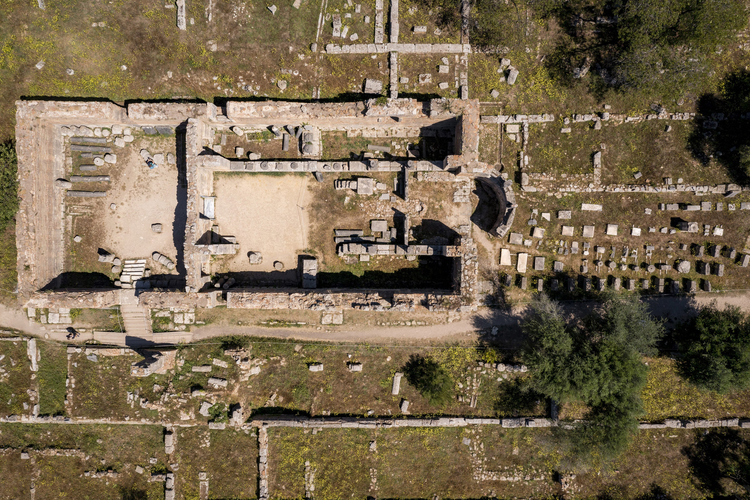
<box><xmin>37</xmin><ymin>343</ymin><xmax>68</xmax><ymax>416</ymax></box>
<box><xmin>0</xmin><ymin>340</ymin><xmax>31</xmax><ymax>417</ymax></box>
<box><xmin>642</xmin><ymin>357</ymin><xmax>750</xmax><ymax>421</ymax></box>
<box><xmin>174</xmin><ymin>427</ymin><xmax>259</xmax><ymax>500</ymax></box>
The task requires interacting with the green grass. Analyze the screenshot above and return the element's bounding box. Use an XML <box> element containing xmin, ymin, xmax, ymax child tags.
<box><xmin>0</xmin><ymin>340</ymin><xmax>31</xmax><ymax>416</ymax></box>
<box><xmin>642</xmin><ymin>357</ymin><xmax>750</xmax><ymax>421</ymax></box>
<box><xmin>37</xmin><ymin>343</ymin><xmax>68</xmax><ymax>416</ymax></box>
<box><xmin>174</xmin><ymin>427</ymin><xmax>259</xmax><ymax>500</ymax></box>
<box><xmin>0</xmin><ymin>423</ymin><xmax>168</xmax><ymax>500</ymax></box>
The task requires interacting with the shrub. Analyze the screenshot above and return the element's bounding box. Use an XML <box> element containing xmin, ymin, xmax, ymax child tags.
<box><xmin>403</xmin><ymin>355</ymin><xmax>454</xmax><ymax>406</ymax></box>
<box><xmin>676</xmin><ymin>304</ymin><xmax>750</xmax><ymax>393</ymax></box>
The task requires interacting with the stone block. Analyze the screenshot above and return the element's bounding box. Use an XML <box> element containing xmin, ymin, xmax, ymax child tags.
<box><xmin>517</xmin><ymin>253</ymin><xmax>528</xmax><ymax>273</ymax></box>
<box><xmin>581</xmin><ymin>203</ymin><xmax>603</xmax><ymax>211</ymax></box>
<box><xmin>499</xmin><ymin>248</ymin><xmax>511</xmax><ymax>266</ymax></box>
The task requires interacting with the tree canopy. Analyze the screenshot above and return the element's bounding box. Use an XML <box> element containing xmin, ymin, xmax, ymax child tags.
<box><xmin>522</xmin><ymin>293</ymin><xmax>663</xmax><ymax>468</ymax></box>
<box><xmin>684</xmin><ymin>428</ymin><xmax>750</xmax><ymax>495</ymax></box>
<box><xmin>676</xmin><ymin>303</ymin><xmax>750</xmax><ymax>393</ymax></box>
<box><xmin>403</xmin><ymin>355</ymin><xmax>454</xmax><ymax>406</ymax></box>
<box><xmin>532</xmin><ymin>0</ymin><xmax>748</xmax><ymax>95</ymax></box>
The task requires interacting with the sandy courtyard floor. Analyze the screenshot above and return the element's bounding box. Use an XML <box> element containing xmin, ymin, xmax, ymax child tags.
<box><xmin>213</xmin><ymin>173</ymin><xmax>311</xmax><ymax>273</ymax></box>
<box><xmin>99</xmin><ymin>137</ymin><xmax>180</xmax><ymax>265</ymax></box>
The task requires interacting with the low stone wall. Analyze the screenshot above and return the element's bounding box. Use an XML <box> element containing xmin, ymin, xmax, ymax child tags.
<box><xmin>25</xmin><ymin>290</ymin><xmax>121</xmax><ymax>309</ymax></box>
<box><xmin>639</xmin><ymin>418</ymin><xmax>750</xmax><ymax>429</ymax></box>
<box><xmin>480</xmin><ymin>114</ymin><xmax>555</xmax><ymax>124</ymax></box>
<box><xmin>16</xmin><ymin>100</ymin><xmax>127</xmax><ymax>122</ymax></box>
<box><xmin>249</xmin><ymin>415</ymin><xmax>554</xmax><ymax>428</ymax></box>
<box><xmin>226</xmin><ymin>101</ymin><xmax>365</xmax><ymax>121</ymax></box>
<box><xmin>324</xmin><ymin>43</ymin><xmax>471</xmax><ymax>54</ymax></box>
<box><xmin>127</xmin><ymin>102</ymin><xmax>212</xmax><ymax>122</ymax></box>
<box><xmin>226</xmin><ymin>158</ymin><xmax>442</xmax><ymax>173</ymax></box>
<box><xmin>138</xmin><ymin>291</ymin><xmax>211</xmax><ymax>309</ymax></box>
<box><xmin>225</xmin><ymin>290</ymin><xmax>460</xmax><ymax>312</ymax></box>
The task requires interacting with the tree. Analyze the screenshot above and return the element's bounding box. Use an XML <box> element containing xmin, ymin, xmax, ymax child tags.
<box><xmin>403</xmin><ymin>355</ymin><xmax>454</xmax><ymax>406</ymax></box>
<box><xmin>676</xmin><ymin>304</ymin><xmax>750</xmax><ymax>393</ymax></box>
<box><xmin>521</xmin><ymin>294</ymin><xmax>576</xmax><ymax>402</ymax></box>
<box><xmin>522</xmin><ymin>294</ymin><xmax>663</xmax><ymax>469</ymax></box>
<box><xmin>522</xmin><ymin>293</ymin><xmax>660</xmax><ymax>404</ymax></box>
<box><xmin>536</xmin><ymin>0</ymin><xmax>747</xmax><ymax>96</ymax></box>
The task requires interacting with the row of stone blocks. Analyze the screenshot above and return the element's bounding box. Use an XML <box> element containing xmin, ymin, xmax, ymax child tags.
<box><xmin>338</xmin><ymin>242</ymin><xmax>460</xmax><ymax>257</ymax></box>
<box><xmin>227</xmin><ymin>159</ymin><xmax>444</xmax><ymax>173</ymax></box>
<box><xmin>480</xmin><ymin>114</ymin><xmax>555</xmax><ymax>124</ymax></box>
<box><xmin>554</xmin><ymin>183</ymin><xmax>748</xmax><ymax>194</ymax></box>
<box><xmin>639</xmin><ymin>418</ymin><xmax>750</xmax><ymax>429</ymax></box>
<box><xmin>248</xmin><ymin>416</ymin><xmax>554</xmax><ymax>428</ymax></box>
<box><xmin>325</xmin><ymin>43</ymin><xmax>471</xmax><ymax>54</ymax></box>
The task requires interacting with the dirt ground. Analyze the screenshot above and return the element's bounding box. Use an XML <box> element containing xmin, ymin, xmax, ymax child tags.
<box><xmin>212</xmin><ymin>173</ymin><xmax>311</xmax><ymax>274</ymax></box>
<box><xmin>65</xmin><ymin>134</ymin><xmax>181</xmax><ymax>282</ymax></box>
<box><xmin>97</xmin><ymin>136</ymin><xmax>180</xmax><ymax>263</ymax></box>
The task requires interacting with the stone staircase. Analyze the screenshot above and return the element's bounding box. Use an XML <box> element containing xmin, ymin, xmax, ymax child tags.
<box><xmin>120</xmin><ymin>259</ymin><xmax>148</xmax><ymax>289</ymax></box>
<box><xmin>120</xmin><ymin>304</ymin><xmax>152</xmax><ymax>337</ymax></box>
<box><xmin>118</xmin><ymin>290</ymin><xmax>152</xmax><ymax>338</ymax></box>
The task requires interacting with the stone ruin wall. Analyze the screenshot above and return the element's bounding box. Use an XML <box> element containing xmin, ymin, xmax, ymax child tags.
<box><xmin>17</xmin><ymin>98</ymin><xmax>485</xmax><ymax>313</ymax></box>
<box><xmin>225</xmin><ymin>290</ymin><xmax>461</xmax><ymax>312</ymax></box>
<box><xmin>24</xmin><ymin>290</ymin><xmax>122</xmax><ymax>309</ymax></box>
<box><xmin>183</xmin><ymin>118</ymin><xmax>214</xmax><ymax>293</ymax></box>
<box><xmin>16</xmin><ymin>100</ymin><xmax>128</xmax><ymax>298</ymax></box>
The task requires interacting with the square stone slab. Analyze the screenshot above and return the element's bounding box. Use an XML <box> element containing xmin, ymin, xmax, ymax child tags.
<box><xmin>509</xmin><ymin>233</ymin><xmax>523</xmax><ymax>245</ymax></box>
<box><xmin>534</xmin><ymin>256</ymin><xmax>545</xmax><ymax>271</ymax></box>
<box><xmin>371</xmin><ymin>219</ymin><xmax>388</xmax><ymax>233</ymax></box>
<box><xmin>561</xmin><ymin>225</ymin><xmax>574</xmax><ymax>237</ymax></box>
<box><xmin>606</xmin><ymin>224</ymin><xmax>618</xmax><ymax>236</ymax></box>
<box><xmin>582</xmin><ymin>225</ymin><xmax>595</xmax><ymax>238</ymax></box>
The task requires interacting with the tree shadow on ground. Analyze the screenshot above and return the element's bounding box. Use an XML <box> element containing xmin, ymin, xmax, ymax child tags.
<box><xmin>688</xmin><ymin>69</ymin><xmax>750</xmax><ymax>185</ymax></box>
<box><xmin>682</xmin><ymin>427</ymin><xmax>750</xmax><ymax>497</ymax></box>
<box><xmin>596</xmin><ymin>484</ymin><xmax>677</xmax><ymax>500</ymax></box>
<box><xmin>494</xmin><ymin>377</ymin><xmax>547</xmax><ymax>417</ymax></box>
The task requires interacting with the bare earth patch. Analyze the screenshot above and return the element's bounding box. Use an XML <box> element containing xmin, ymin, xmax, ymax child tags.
<box><xmin>213</xmin><ymin>173</ymin><xmax>311</xmax><ymax>274</ymax></box>
<box><xmin>100</xmin><ymin>138</ymin><xmax>180</xmax><ymax>262</ymax></box>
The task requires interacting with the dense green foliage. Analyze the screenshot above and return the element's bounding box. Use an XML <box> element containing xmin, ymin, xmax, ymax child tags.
<box><xmin>675</xmin><ymin>304</ymin><xmax>750</xmax><ymax>393</ymax></box>
<box><xmin>522</xmin><ymin>293</ymin><xmax>663</xmax><ymax>468</ymax></box>
<box><xmin>403</xmin><ymin>355</ymin><xmax>454</xmax><ymax>406</ymax></box>
<box><xmin>526</xmin><ymin>0</ymin><xmax>748</xmax><ymax>96</ymax></box>
<box><xmin>0</xmin><ymin>141</ymin><xmax>18</xmax><ymax>232</ymax></box>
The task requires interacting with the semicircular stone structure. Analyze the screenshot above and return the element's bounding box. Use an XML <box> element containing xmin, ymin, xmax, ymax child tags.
<box><xmin>474</xmin><ymin>176</ymin><xmax>516</xmax><ymax>238</ymax></box>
